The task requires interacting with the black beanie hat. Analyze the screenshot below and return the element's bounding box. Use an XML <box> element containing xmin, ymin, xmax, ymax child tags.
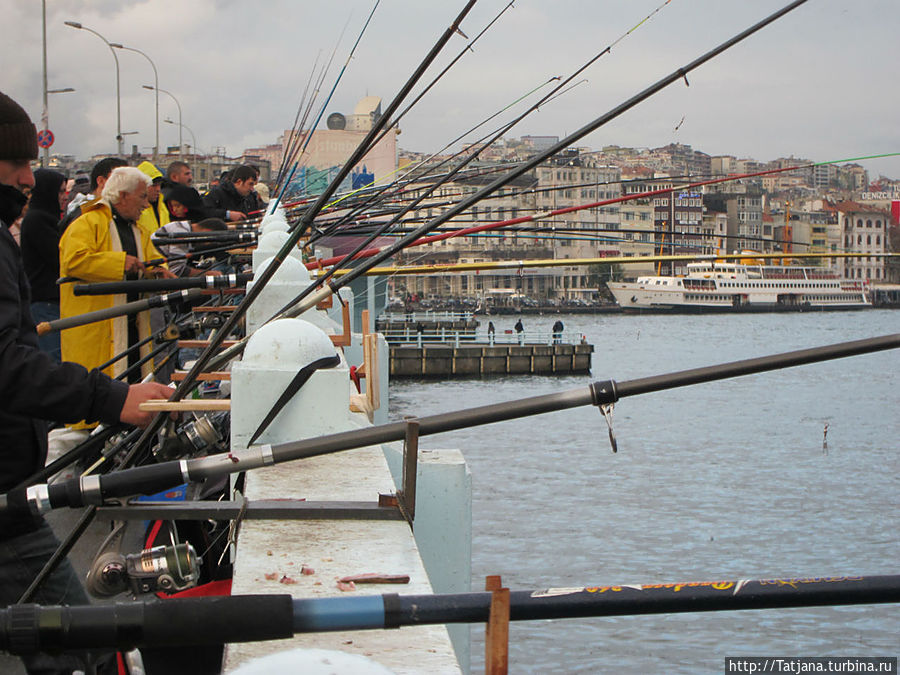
<box><xmin>0</xmin><ymin>91</ymin><xmax>38</xmax><ymax>161</ymax></box>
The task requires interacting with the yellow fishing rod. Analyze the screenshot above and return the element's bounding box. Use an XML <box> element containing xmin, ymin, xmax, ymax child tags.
<box><xmin>326</xmin><ymin>251</ymin><xmax>898</xmax><ymax>277</ymax></box>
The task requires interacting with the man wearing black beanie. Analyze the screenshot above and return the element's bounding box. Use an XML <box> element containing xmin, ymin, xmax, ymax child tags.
<box><xmin>0</xmin><ymin>90</ymin><xmax>172</xmax><ymax>674</ymax></box>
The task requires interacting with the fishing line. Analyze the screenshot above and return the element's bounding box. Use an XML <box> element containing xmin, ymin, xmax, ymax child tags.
<box><xmin>274</xmin><ymin>0</ymin><xmax>382</xmax><ymax>209</ymax></box>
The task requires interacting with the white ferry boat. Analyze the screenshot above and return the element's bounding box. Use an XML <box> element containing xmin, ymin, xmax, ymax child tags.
<box><xmin>607</xmin><ymin>262</ymin><xmax>871</xmax><ymax>312</ymax></box>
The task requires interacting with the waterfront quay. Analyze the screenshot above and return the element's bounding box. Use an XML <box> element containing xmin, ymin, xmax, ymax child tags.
<box><xmin>376</xmin><ymin>311</ymin><xmax>479</xmax><ymax>340</ymax></box>
<box><xmin>390</xmin><ymin>336</ymin><xmax>593</xmax><ymax>378</ymax></box>
<box><xmin>380</xmin><ymin>311</ymin><xmax>594</xmax><ymax>377</ymax></box>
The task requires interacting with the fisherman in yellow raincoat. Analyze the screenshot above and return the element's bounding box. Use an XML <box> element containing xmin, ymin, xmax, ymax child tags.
<box><xmin>59</xmin><ymin>168</ymin><xmax>174</xmax><ymax>417</ymax></box>
<box><xmin>136</xmin><ymin>160</ymin><xmax>170</xmax><ymax>233</ymax></box>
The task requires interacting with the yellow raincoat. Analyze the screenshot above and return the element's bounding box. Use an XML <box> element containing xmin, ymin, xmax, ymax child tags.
<box><xmin>136</xmin><ymin>161</ymin><xmax>170</xmax><ymax>233</ymax></box>
<box><xmin>60</xmin><ymin>200</ymin><xmax>166</xmax><ymax>427</ymax></box>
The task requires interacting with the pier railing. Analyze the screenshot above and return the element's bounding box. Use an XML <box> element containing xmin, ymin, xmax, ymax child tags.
<box><xmin>378</xmin><ymin>311</ymin><xmax>476</xmax><ymax>323</ymax></box>
<box><xmin>382</xmin><ymin>328</ymin><xmax>584</xmax><ymax>348</ymax></box>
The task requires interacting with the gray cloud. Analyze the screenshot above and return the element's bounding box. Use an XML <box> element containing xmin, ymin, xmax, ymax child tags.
<box><xmin>3</xmin><ymin>0</ymin><xmax>897</xmax><ymax>177</ymax></box>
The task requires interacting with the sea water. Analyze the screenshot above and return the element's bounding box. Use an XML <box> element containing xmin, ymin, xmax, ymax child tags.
<box><xmin>390</xmin><ymin>310</ymin><xmax>899</xmax><ymax>674</ymax></box>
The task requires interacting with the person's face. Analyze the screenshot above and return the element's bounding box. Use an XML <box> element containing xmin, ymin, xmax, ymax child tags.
<box><xmin>0</xmin><ymin>159</ymin><xmax>35</xmax><ymax>192</ymax></box>
<box><xmin>167</xmin><ymin>199</ymin><xmax>188</xmax><ymax>219</ymax></box>
<box><xmin>114</xmin><ymin>185</ymin><xmax>150</xmax><ymax>221</ymax></box>
<box><xmin>234</xmin><ymin>176</ymin><xmax>257</xmax><ymax>197</ymax></box>
<box><xmin>58</xmin><ymin>182</ymin><xmax>68</xmax><ymax>213</ymax></box>
<box><xmin>147</xmin><ymin>181</ymin><xmax>161</xmax><ymax>202</ymax></box>
<box><xmin>173</xmin><ymin>167</ymin><xmax>193</xmax><ymax>185</ymax></box>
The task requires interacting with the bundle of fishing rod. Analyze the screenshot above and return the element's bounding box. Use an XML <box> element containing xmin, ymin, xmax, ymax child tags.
<box><xmin>5</xmin><ymin>1</ymin><xmax>899</xmax><ymax>672</ymax></box>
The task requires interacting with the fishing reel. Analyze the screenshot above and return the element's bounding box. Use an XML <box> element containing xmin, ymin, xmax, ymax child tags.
<box><xmin>155</xmin><ymin>412</ymin><xmax>227</xmax><ymax>462</ymax></box>
<box><xmin>87</xmin><ymin>523</ymin><xmax>202</xmax><ymax>597</ymax></box>
<box><xmin>88</xmin><ymin>543</ymin><xmax>201</xmax><ymax>597</ymax></box>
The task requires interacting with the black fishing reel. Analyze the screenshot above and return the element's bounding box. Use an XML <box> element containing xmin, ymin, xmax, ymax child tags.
<box><xmin>155</xmin><ymin>412</ymin><xmax>227</xmax><ymax>462</ymax></box>
<box><xmin>87</xmin><ymin>523</ymin><xmax>202</xmax><ymax>597</ymax></box>
<box><xmin>88</xmin><ymin>543</ymin><xmax>201</xmax><ymax>597</ymax></box>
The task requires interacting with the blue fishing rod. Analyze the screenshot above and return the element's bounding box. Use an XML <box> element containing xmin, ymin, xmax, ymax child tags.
<box><xmin>2</xmin><ymin>573</ymin><xmax>897</xmax><ymax>653</ymax></box>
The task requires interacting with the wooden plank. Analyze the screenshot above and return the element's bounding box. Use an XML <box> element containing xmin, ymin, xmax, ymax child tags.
<box><xmin>139</xmin><ymin>399</ymin><xmax>231</xmax><ymax>412</ymax></box>
<box><xmin>365</xmin><ymin>333</ymin><xmax>380</xmax><ymax>413</ymax></box>
<box><xmin>485</xmin><ymin>575</ymin><xmax>510</xmax><ymax>675</ymax></box>
<box><xmin>330</xmin><ymin>301</ymin><xmax>352</xmax><ymax>347</ymax></box>
<box><xmin>177</xmin><ymin>340</ymin><xmax>239</xmax><ymax>348</ymax></box>
<box><xmin>192</xmin><ymin>306</ymin><xmax>237</xmax><ymax>313</ymax></box>
<box><xmin>170</xmin><ymin>371</ymin><xmax>232</xmax><ymax>381</ymax></box>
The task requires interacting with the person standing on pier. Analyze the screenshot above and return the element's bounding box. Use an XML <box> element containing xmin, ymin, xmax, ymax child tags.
<box><xmin>136</xmin><ymin>160</ymin><xmax>170</xmax><ymax>233</ymax></box>
<box><xmin>514</xmin><ymin>318</ymin><xmax>524</xmax><ymax>345</ymax></box>
<box><xmin>552</xmin><ymin>319</ymin><xmax>564</xmax><ymax>344</ymax></box>
<box><xmin>19</xmin><ymin>168</ymin><xmax>66</xmax><ymax>360</ymax></box>
<box><xmin>59</xmin><ymin>167</ymin><xmax>174</xmax><ymax>388</ymax></box>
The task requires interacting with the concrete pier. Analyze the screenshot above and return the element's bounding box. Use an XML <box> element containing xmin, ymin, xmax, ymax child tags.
<box><xmin>390</xmin><ymin>342</ymin><xmax>594</xmax><ymax>378</ymax></box>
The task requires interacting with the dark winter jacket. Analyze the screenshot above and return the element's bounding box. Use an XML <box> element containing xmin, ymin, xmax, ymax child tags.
<box><xmin>20</xmin><ymin>168</ymin><xmax>65</xmax><ymax>302</ymax></box>
<box><xmin>203</xmin><ymin>180</ymin><xmax>256</xmax><ymax>217</ymax></box>
<box><xmin>0</xmin><ymin>184</ymin><xmax>128</xmax><ymax>539</ymax></box>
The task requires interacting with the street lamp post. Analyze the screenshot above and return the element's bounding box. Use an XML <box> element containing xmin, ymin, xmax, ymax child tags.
<box><xmin>39</xmin><ymin>88</ymin><xmax>75</xmax><ymax>167</ymax></box>
<box><xmin>64</xmin><ymin>20</ymin><xmax>124</xmax><ymax>156</ymax></box>
<box><xmin>41</xmin><ymin>2</ymin><xmax>76</xmax><ymax>166</ymax></box>
<box><xmin>164</xmin><ymin>118</ymin><xmax>197</xmax><ymax>159</ymax></box>
<box><xmin>112</xmin><ymin>44</ymin><xmax>158</xmax><ymax>162</ymax></box>
<box><xmin>145</xmin><ymin>85</ymin><xmax>181</xmax><ymax>158</ymax></box>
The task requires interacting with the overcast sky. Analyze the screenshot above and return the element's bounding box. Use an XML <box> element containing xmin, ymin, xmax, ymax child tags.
<box><xmin>3</xmin><ymin>0</ymin><xmax>899</xmax><ymax>179</ymax></box>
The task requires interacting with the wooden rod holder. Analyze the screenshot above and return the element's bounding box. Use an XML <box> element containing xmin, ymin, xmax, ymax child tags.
<box><xmin>485</xmin><ymin>575</ymin><xmax>510</xmax><ymax>675</ymax></box>
<box><xmin>399</xmin><ymin>417</ymin><xmax>419</xmax><ymax>524</ymax></box>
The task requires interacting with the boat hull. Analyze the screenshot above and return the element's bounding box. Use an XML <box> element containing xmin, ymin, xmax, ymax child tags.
<box><xmin>607</xmin><ymin>283</ymin><xmax>871</xmax><ymax>314</ymax></box>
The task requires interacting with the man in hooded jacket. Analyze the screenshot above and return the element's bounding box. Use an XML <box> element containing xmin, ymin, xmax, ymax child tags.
<box><xmin>136</xmin><ymin>160</ymin><xmax>170</xmax><ymax>233</ymax></box>
<box><xmin>20</xmin><ymin>168</ymin><xmax>66</xmax><ymax>358</ymax></box>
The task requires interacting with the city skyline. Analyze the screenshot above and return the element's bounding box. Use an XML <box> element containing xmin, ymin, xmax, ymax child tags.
<box><xmin>4</xmin><ymin>0</ymin><xmax>899</xmax><ymax>179</ymax></box>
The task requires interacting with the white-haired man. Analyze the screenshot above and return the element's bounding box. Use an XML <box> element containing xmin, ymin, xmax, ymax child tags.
<box><xmin>60</xmin><ymin>167</ymin><xmax>174</xmax><ymax>401</ymax></box>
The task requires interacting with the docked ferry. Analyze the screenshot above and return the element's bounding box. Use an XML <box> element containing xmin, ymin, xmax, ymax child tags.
<box><xmin>607</xmin><ymin>262</ymin><xmax>871</xmax><ymax>312</ymax></box>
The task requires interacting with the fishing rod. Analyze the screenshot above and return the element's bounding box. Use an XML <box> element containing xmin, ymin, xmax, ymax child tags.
<box><xmin>157</xmin><ymin>1</ymin><xmax>480</xmax><ymax>415</ymax></box>
<box><xmin>277</xmin><ymin>4</ymin><xmax>678</xmax><ymax>323</ymax></box>
<box><xmin>260</xmin><ymin>0</ymin><xmax>813</xmax><ymax>326</ymax></box>
<box><xmin>275</xmin><ymin>42</ymin><xmax>337</xmax><ymax>193</ymax></box>
<box><xmin>300</xmin><ymin>158</ymin><xmax>830</xmax><ymax>273</ymax></box>
<box><xmin>8</xmin><ymin>333</ymin><xmax>895</xmax><ymax>516</ymax></box>
<box><xmin>334</xmin><ymin>251</ymin><xmax>896</xmax><ymax>277</ymax></box>
<box><xmin>30</xmin><ymin>9</ymin><xmax>487</xmax><ymax>599</ymax></box>
<box><xmin>151</xmin><ymin>232</ymin><xmax>257</xmax><ymax>246</ymax></box>
<box><xmin>302</xmin><ymin>73</ymin><xmax>594</xmax><ymax>254</ymax></box>
<box><xmin>336</xmin><ymin>0</ymin><xmax>671</xmax><ymax>219</ymax></box>
<box><xmin>301</xmin><ymin>0</ymin><xmax>659</xmax><ymax>244</ymax></box>
<box><xmin>273</xmin><ymin>0</ymin><xmax>382</xmax><ymax>206</ymax></box>
<box><xmin>12</xmin><ymin>425</ymin><xmax>124</xmax><ymax>491</ymax></box>
<box><xmin>3</xmin><ymin>573</ymin><xmax>896</xmax><ymax>653</ymax></box>
<box><xmin>303</xmin><ymin>160</ymin><xmax>534</xmax><ymax>247</ymax></box>
<box><xmin>144</xmin><ymin>242</ymin><xmax>252</xmax><ymax>269</ymax></box>
<box><xmin>36</xmin><ymin>289</ymin><xmax>204</xmax><ymax>336</ymax></box>
<box><xmin>273</xmin><ymin>48</ymin><xmax>325</xmax><ymax>191</ymax></box>
<box><xmin>385</xmin><ymin>227</ymin><xmax>810</xmax><ymax>256</ymax></box>
<box><xmin>371</xmin><ymin>1</ymin><xmax>517</xmax><ymax>151</ymax></box>
<box><xmin>72</xmin><ymin>273</ymin><xmax>252</xmax><ymax>296</ymax></box>
<box><xmin>114</xmin><ymin>340</ymin><xmax>176</xmax><ymax>384</ymax></box>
